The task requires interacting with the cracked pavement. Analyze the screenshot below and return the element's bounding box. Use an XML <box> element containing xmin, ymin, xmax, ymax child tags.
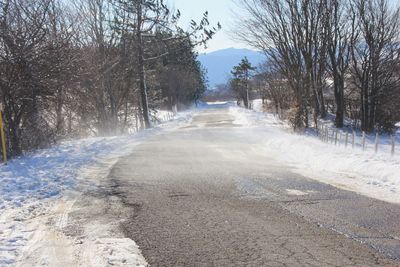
<box><xmin>106</xmin><ymin>105</ymin><xmax>400</xmax><ymax>266</ymax></box>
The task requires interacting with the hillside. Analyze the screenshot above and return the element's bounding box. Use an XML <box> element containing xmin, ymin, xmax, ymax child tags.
<box><xmin>198</xmin><ymin>48</ymin><xmax>265</xmax><ymax>89</ymax></box>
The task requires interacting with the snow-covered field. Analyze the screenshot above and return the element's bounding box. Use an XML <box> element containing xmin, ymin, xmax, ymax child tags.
<box><xmin>0</xmin><ymin>111</ymin><xmax>191</xmax><ymax>266</ymax></box>
<box><xmin>230</xmin><ymin>104</ymin><xmax>400</xmax><ymax>204</ymax></box>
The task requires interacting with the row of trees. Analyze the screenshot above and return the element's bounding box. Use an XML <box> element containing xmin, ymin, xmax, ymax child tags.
<box><xmin>0</xmin><ymin>0</ymin><xmax>219</xmax><ymax>156</ymax></box>
<box><xmin>235</xmin><ymin>0</ymin><xmax>400</xmax><ymax>132</ymax></box>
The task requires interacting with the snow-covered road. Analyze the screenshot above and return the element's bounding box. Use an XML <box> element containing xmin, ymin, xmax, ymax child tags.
<box><xmin>108</xmin><ymin>105</ymin><xmax>400</xmax><ymax>265</ymax></box>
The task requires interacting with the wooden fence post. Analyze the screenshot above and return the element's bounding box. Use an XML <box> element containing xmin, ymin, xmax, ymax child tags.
<box><xmin>362</xmin><ymin>132</ymin><xmax>366</xmax><ymax>151</ymax></box>
<box><xmin>352</xmin><ymin>130</ymin><xmax>355</xmax><ymax>149</ymax></box>
<box><xmin>335</xmin><ymin>130</ymin><xmax>338</xmax><ymax>145</ymax></box>
<box><xmin>329</xmin><ymin>129</ymin><xmax>332</xmax><ymax>143</ymax></box>
<box><xmin>391</xmin><ymin>135</ymin><xmax>396</xmax><ymax>156</ymax></box>
<box><xmin>325</xmin><ymin>127</ymin><xmax>329</xmax><ymax>143</ymax></box>
<box><xmin>327</xmin><ymin>129</ymin><xmax>330</xmax><ymax>143</ymax></box>
<box><xmin>321</xmin><ymin>124</ymin><xmax>324</xmax><ymax>141</ymax></box>
<box><xmin>318</xmin><ymin>123</ymin><xmax>322</xmax><ymax>140</ymax></box>
<box><xmin>374</xmin><ymin>132</ymin><xmax>379</xmax><ymax>154</ymax></box>
<box><xmin>345</xmin><ymin>132</ymin><xmax>349</xmax><ymax>148</ymax></box>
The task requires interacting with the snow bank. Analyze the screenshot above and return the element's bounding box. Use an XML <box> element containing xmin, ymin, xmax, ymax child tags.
<box><xmin>229</xmin><ymin>106</ymin><xmax>400</xmax><ymax>204</ymax></box>
<box><xmin>0</xmin><ymin>111</ymin><xmax>192</xmax><ymax>266</ymax></box>
<box><xmin>251</xmin><ymin>99</ymin><xmax>264</xmax><ymax>112</ymax></box>
<box><xmin>0</xmin><ymin>111</ymin><xmax>190</xmax><ymax>211</ymax></box>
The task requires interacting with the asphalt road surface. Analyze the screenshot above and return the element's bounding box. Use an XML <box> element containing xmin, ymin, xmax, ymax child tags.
<box><xmin>106</xmin><ymin>105</ymin><xmax>400</xmax><ymax>266</ymax></box>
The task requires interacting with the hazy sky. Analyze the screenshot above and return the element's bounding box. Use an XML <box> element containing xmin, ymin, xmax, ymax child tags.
<box><xmin>170</xmin><ymin>0</ymin><xmax>247</xmax><ymax>53</ymax></box>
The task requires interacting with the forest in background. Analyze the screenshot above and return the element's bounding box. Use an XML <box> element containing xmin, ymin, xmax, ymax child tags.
<box><xmin>229</xmin><ymin>0</ymin><xmax>400</xmax><ymax>133</ymax></box>
<box><xmin>0</xmin><ymin>0</ymin><xmax>219</xmax><ymax>157</ymax></box>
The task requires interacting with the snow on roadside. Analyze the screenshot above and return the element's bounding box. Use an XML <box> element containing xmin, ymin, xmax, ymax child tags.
<box><xmin>0</xmin><ymin>111</ymin><xmax>193</xmax><ymax>266</ymax></box>
<box><xmin>229</xmin><ymin>105</ymin><xmax>400</xmax><ymax>204</ymax></box>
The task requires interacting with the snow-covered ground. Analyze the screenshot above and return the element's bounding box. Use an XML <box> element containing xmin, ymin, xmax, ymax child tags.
<box><xmin>2</xmin><ymin>101</ymin><xmax>400</xmax><ymax>266</ymax></box>
<box><xmin>230</xmin><ymin>104</ymin><xmax>400</xmax><ymax>204</ymax></box>
<box><xmin>0</xmin><ymin>110</ymin><xmax>191</xmax><ymax>266</ymax></box>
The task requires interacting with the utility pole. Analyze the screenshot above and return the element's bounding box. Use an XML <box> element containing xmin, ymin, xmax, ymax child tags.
<box><xmin>0</xmin><ymin>103</ymin><xmax>7</xmax><ymax>164</ymax></box>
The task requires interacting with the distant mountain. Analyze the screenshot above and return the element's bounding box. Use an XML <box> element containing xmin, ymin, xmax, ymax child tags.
<box><xmin>198</xmin><ymin>48</ymin><xmax>265</xmax><ymax>89</ymax></box>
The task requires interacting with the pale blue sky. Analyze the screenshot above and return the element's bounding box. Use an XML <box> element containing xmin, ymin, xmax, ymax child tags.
<box><xmin>170</xmin><ymin>0</ymin><xmax>399</xmax><ymax>53</ymax></box>
<box><xmin>169</xmin><ymin>0</ymin><xmax>247</xmax><ymax>53</ymax></box>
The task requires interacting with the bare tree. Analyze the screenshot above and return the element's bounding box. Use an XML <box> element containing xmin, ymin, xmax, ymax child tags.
<box><xmin>72</xmin><ymin>0</ymin><xmax>138</xmax><ymax>135</ymax></box>
<box><xmin>0</xmin><ymin>0</ymin><xmax>218</xmax><ymax>157</ymax></box>
<box><xmin>234</xmin><ymin>0</ymin><xmax>329</xmax><ymax>130</ymax></box>
<box><xmin>235</xmin><ymin>0</ymin><xmax>400</xmax><ymax>132</ymax></box>
<box><xmin>255</xmin><ymin>62</ymin><xmax>294</xmax><ymax>118</ymax></box>
<box><xmin>325</xmin><ymin>0</ymin><xmax>352</xmax><ymax>128</ymax></box>
<box><xmin>349</xmin><ymin>0</ymin><xmax>400</xmax><ymax>132</ymax></box>
<box><xmin>0</xmin><ymin>0</ymin><xmax>60</xmax><ymax>155</ymax></box>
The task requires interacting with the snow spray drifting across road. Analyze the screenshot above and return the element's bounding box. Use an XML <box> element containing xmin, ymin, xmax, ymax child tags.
<box><xmin>229</xmin><ymin>105</ymin><xmax>400</xmax><ymax>204</ymax></box>
<box><xmin>0</xmin><ymin>110</ymin><xmax>193</xmax><ymax>266</ymax></box>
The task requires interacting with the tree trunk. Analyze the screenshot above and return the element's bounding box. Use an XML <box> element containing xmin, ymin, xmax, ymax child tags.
<box><xmin>137</xmin><ymin>1</ymin><xmax>151</xmax><ymax>129</ymax></box>
<box><xmin>361</xmin><ymin>84</ymin><xmax>370</xmax><ymax>132</ymax></box>
<box><xmin>334</xmin><ymin>77</ymin><xmax>344</xmax><ymax>128</ymax></box>
<box><xmin>317</xmin><ymin>86</ymin><xmax>326</xmax><ymax>118</ymax></box>
<box><xmin>55</xmin><ymin>87</ymin><xmax>64</xmax><ymax>135</ymax></box>
<box><xmin>242</xmin><ymin>96</ymin><xmax>249</xmax><ymax>109</ymax></box>
<box><xmin>4</xmin><ymin>106</ymin><xmax>22</xmax><ymax>156</ymax></box>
